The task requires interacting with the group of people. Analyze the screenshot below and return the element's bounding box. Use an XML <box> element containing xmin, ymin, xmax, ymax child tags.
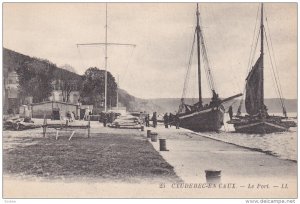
<box><xmin>144</xmin><ymin>112</ymin><xmax>158</xmax><ymax>128</ymax></box>
<box><xmin>163</xmin><ymin>113</ymin><xmax>180</xmax><ymax>129</ymax></box>
<box><xmin>144</xmin><ymin>112</ymin><xmax>180</xmax><ymax>129</ymax></box>
<box><xmin>66</xmin><ymin>111</ymin><xmax>76</xmax><ymax>122</ymax></box>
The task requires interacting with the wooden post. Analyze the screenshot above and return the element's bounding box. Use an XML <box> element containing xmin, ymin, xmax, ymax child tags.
<box><xmin>87</xmin><ymin>117</ymin><xmax>91</xmax><ymax>138</ymax></box>
<box><xmin>69</xmin><ymin>131</ymin><xmax>76</xmax><ymax>141</ymax></box>
<box><xmin>56</xmin><ymin>130</ymin><xmax>59</xmax><ymax>140</ymax></box>
<box><xmin>43</xmin><ymin>114</ymin><xmax>47</xmax><ymax>137</ymax></box>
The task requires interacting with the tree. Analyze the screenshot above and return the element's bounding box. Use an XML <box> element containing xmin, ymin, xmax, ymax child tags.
<box><xmin>60</xmin><ymin>64</ymin><xmax>78</xmax><ymax>74</ymax></box>
<box><xmin>56</xmin><ymin>65</ymin><xmax>81</xmax><ymax>102</ymax></box>
<box><xmin>17</xmin><ymin>59</ymin><xmax>54</xmax><ymax>103</ymax></box>
<box><xmin>80</xmin><ymin>67</ymin><xmax>117</xmax><ymax>108</ymax></box>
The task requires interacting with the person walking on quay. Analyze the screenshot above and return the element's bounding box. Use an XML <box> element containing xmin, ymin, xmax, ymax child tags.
<box><xmin>163</xmin><ymin>113</ymin><xmax>169</xmax><ymax>128</ymax></box>
<box><xmin>152</xmin><ymin>112</ymin><xmax>157</xmax><ymax>128</ymax></box>
<box><xmin>175</xmin><ymin>113</ymin><xmax>180</xmax><ymax>129</ymax></box>
<box><xmin>228</xmin><ymin>105</ymin><xmax>233</xmax><ymax>120</ymax></box>
<box><xmin>145</xmin><ymin>114</ymin><xmax>150</xmax><ymax>127</ymax></box>
<box><xmin>169</xmin><ymin>113</ymin><xmax>174</xmax><ymax>127</ymax></box>
<box><xmin>103</xmin><ymin>113</ymin><xmax>108</xmax><ymax>127</ymax></box>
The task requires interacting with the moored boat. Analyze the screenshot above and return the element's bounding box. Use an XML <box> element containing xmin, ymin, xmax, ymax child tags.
<box><xmin>227</xmin><ymin>3</ymin><xmax>296</xmax><ymax>134</ymax></box>
<box><xmin>177</xmin><ymin>4</ymin><xmax>242</xmax><ymax>132</ymax></box>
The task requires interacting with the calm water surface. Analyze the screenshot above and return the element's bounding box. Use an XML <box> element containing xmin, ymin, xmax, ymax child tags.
<box><xmin>206</xmin><ymin>113</ymin><xmax>297</xmax><ymax>161</ymax></box>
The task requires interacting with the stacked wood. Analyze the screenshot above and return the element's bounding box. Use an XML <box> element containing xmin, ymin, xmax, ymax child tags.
<box><xmin>108</xmin><ymin>115</ymin><xmax>142</xmax><ymax>130</ymax></box>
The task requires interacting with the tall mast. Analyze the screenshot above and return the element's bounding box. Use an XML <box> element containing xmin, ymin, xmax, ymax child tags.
<box><xmin>260</xmin><ymin>3</ymin><xmax>264</xmax><ymax>110</ymax></box>
<box><xmin>104</xmin><ymin>3</ymin><xmax>108</xmax><ymax>112</ymax></box>
<box><xmin>77</xmin><ymin>3</ymin><xmax>135</xmax><ymax>113</ymax></box>
<box><xmin>117</xmin><ymin>75</ymin><xmax>119</xmax><ymax>110</ymax></box>
<box><xmin>196</xmin><ymin>3</ymin><xmax>202</xmax><ymax>106</ymax></box>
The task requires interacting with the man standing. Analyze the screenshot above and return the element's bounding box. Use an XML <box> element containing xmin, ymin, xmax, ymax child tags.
<box><xmin>175</xmin><ymin>113</ymin><xmax>180</xmax><ymax>129</ymax></box>
<box><xmin>103</xmin><ymin>113</ymin><xmax>108</xmax><ymax>127</ymax></box>
<box><xmin>145</xmin><ymin>114</ymin><xmax>150</xmax><ymax>127</ymax></box>
<box><xmin>152</xmin><ymin>112</ymin><xmax>157</xmax><ymax>128</ymax></box>
<box><xmin>228</xmin><ymin>105</ymin><xmax>233</xmax><ymax>120</ymax></box>
<box><xmin>163</xmin><ymin>113</ymin><xmax>169</xmax><ymax>128</ymax></box>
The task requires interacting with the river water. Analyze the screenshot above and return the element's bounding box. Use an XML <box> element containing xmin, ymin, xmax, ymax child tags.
<box><xmin>203</xmin><ymin>113</ymin><xmax>297</xmax><ymax>161</ymax></box>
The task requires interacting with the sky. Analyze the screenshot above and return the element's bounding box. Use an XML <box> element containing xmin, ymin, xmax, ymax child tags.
<box><xmin>3</xmin><ymin>3</ymin><xmax>297</xmax><ymax>99</ymax></box>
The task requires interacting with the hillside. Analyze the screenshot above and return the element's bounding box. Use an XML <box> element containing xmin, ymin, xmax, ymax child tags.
<box><xmin>3</xmin><ymin>48</ymin><xmax>162</xmax><ymax>113</ymax></box>
<box><xmin>3</xmin><ymin>48</ymin><xmax>80</xmax><ymax>81</ymax></box>
<box><xmin>118</xmin><ymin>89</ymin><xmax>163</xmax><ymax>113</ymax></box>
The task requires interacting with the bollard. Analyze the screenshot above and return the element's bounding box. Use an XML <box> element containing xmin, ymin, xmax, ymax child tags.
<box><xmin>141</xmin><ymin>126</ymin><xmax>144</xmax><ymax>131</ymax></box>
<box><xmin>205</xmin><ymin>170</ymin><xmax>221</xmax><ymax>184</ymax></box>
<box><xmin>159</xmin><ymin>139</ymin><xmax>168</xmax><ymax>151</ymax></box>
<box><xmin>147</xmin><ymin>130</ymin><xmax>151</xmax><ymax>138</ymax></box>
<box><xmin>150</xmin><ymin>132</ymin><xmax>158</xmax><ymax>142</ymax></box>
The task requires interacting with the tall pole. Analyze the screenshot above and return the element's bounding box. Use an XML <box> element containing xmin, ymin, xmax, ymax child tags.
<box><xmin>260</xmin><ymin>3</ymin><xmax>264</xmax><ymax>110</ymax></box>
<box><xmin>104</xmin><ymin>3</ymin><xmax>108</xmax><ymax>112</ymax></box>
<box><xmin>196</xmin><ymin>4</ymin><xmax>202</xmax><ymax>106</ymax></box>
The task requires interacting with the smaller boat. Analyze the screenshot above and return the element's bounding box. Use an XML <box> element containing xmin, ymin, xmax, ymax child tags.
<box><xmin>227</xmin><ymin>3</ymin><xmax>296</xmax><ymax>134</ymax></box>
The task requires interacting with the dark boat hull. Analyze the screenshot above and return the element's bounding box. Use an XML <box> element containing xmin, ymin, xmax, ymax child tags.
<box><xmin>179</xmin><ymin>106</ymin><xmax>225</xmax><ymax>132</ymax></box>
<box><xmin>228</xmin><ymin>116</ymin><xmax>290</xmax><ymax>134</ymax></box>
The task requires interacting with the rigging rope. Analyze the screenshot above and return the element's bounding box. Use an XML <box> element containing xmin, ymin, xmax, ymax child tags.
<box><xmin>247</xmin><ymin>5</ymin><xmax>261</xmax><ymax>74</ymax></box>
<box><xmin>181</xmin><ymin>29</ymin><xmax>196</xmax><ymax>99</ymax></box>
<box><xmin>265</xmin><ymin>14</ymin><xmax>287</xmax><ymax>116</ymax></box>
<box><xmin>237</xmin><ymin>4</ymin><xmax>261</xmax><ymax>115</ymax></box>
<box><xmin>198</xmin><ymin>14</ymin><xmax>216</xmax><ymax>93</ymax></box>
<box><xmin>119</xmin><ymin>46</ymin><xmax>136</xmax><ymax>87</ymax></box>
<box><xmin>76</xmin><ymin>45</ymin><xmax>87</xmax><ymax>71</ymax></box>
<box><xmin>264</xmin><ymin>29</ymin><xmax>287</xmax><ymax>117</ymax></box>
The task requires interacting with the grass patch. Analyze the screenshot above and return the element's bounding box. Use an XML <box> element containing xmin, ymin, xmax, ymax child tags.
<box><xmin>3</xmin><ymin>131</ymin><xmax>181</xmax><ymax>183</ymax></box>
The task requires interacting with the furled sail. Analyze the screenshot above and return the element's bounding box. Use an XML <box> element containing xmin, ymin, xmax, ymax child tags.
<box><xmin>245</xmin><ymin>56</ymin><xmax>263</xmax><ymax>115</ymax></box>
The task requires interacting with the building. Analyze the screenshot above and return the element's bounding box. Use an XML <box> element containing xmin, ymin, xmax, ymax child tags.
<box><xmin>50</xmin><ymin>79</ymin><xmax>80</xmax><ymax>104</ymax></box>
<box><xmin>31</xmin><ymin>101</ymin><xmax>79</xmax><ymax>119</ymax></box>
<box><xmin>49</xmin><ymin>90</ymin><xmax>80</xmax><ymax>105</ymax></box>
<box><xmin>4</xmin><ymin>70</ymin><xmax>19</xmax><ymax>114</ymax></box>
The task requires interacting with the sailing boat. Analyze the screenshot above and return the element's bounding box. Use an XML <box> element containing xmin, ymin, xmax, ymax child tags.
<box><xmin>227</xmin><ymin>3</ymin><xmax>296</xmax><ymax>134</ymax></box>
<box><xmin>177</xmin><ymin>4</ymin><xmax>242</xmax><ymax>132</ymax></box>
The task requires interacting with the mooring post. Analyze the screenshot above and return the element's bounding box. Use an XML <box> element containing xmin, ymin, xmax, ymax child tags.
<box><xmin>205</xmin><ymin>170</ymin><xmax>221</xmax><ymax>184</ymax></box>
<box><xmin>151</xmin><ymin>132</ymin><xmax>158</xmax><ymax>142</ymax></box>
<box><xmin>147</xmin><ymin>130</ymin><xmax>151</xmax><ymax>138</ymax></box>
<box><xmin>159</xmin><ymin>139</ymin><xmax>168</xmax><ymax>151</ymax></box>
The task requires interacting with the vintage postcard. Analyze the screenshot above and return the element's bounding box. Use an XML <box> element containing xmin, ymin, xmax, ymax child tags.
<box><xmin>2</xmin><ymin>2</ymin><xmax>297</xmax><ymax>200</ymax></box>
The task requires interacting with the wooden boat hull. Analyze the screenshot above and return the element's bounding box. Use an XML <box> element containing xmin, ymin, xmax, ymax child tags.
<box><xmin>179</xmin><ymin>106</ymin><xmax>225</xmax><ymax>132</ymax></box>
<box><xmin>229</xmin><ymin>117</ymin><xmax>290</xmax><ymax>134</ymax></box>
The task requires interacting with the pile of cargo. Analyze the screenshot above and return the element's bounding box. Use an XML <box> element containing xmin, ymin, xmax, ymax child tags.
<box><xmin>109</xmin><ymin>115</ymin><xmax>143</xmax><ymax>129</ymax></box>
<box><xmin>3</xmin><ymin>117</ymin><xmax>40</xmax><ymax>131</ymax></box>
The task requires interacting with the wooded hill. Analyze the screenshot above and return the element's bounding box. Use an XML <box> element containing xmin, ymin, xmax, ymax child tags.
<box><xmin>3</xmin><ymin>48</ymin><xmax>162</xmax><ymax>112</ymax></box>
<box><xmin>4</xmin><ymin>48</ymin><xmax>80</xmax><ymax>81</ymax></box>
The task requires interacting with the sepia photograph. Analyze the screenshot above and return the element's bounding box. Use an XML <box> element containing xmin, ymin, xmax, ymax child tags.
<box><xmin>2</xmin><ymin>2</ymin><xmax>297</xmax><ymax>200</ymax></box>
